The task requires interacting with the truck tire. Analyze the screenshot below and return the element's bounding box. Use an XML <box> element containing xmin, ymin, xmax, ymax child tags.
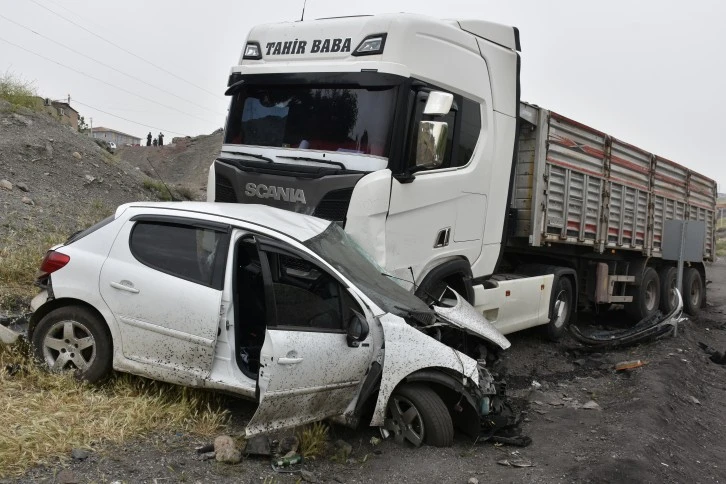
<box><xmin>682</xmin><ymin>267</ymin><xmax>704</xmax><ymax>316</ymax></box>
<box><xmin>659</xmin><ymin>266</ymin><xmax>678</xmax><ymax>313</ymax></box>
<box><xmin>625</xmin><ymin>267</ymin><xmax>660</xmax><ymax>321</ymax></box>
<box><xmin>546</xmin><ymin>276</ymin><xmax>573</xmax><ymax>341</ymax></box>
<box><xmin>384</xmin><ymin>384</ymin><xmax>454</xmax><ymax>447</ymax></box>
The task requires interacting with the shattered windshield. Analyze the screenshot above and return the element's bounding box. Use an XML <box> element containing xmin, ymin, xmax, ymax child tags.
<box><xmin>303</xmin><ymin>224</ymin><xmax>434</xmax><ymax>321</ymax></box>
<box><xmin>225</xmin><ymin>85</ymin><xmax>396</xmax><ymax>161</ymax></box>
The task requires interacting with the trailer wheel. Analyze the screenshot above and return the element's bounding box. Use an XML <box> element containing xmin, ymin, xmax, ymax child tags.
<box><xmin>625</xmin><ymin>267</ymin><xmax>660</xmax><ymax>321</ymax></box>
<box><xmin>546</xmin><ymin>277</ymin><xmax>573</xmax><ymax>341</ymax></box>
<box><xmin>659</xmin><ymin>266</ymin><xmax>678</xmax><ymax>313</ymax></box>
<box><xmin>682</xmin><ymin>267</ymin><xmax>704</xmax><ymax>316</ymax></box>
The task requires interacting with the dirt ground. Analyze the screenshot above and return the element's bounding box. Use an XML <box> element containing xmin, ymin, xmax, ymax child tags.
<box><xmin>10</xmin><ymin>262</ymin><xmax>726</xmax><ymax>484</ymax></box>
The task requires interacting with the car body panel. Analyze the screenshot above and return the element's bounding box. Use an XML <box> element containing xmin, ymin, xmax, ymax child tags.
<box><xmin>370</xmin><ymin>313</ymin><xmax>480</xmax><ymax>427</ymax></box>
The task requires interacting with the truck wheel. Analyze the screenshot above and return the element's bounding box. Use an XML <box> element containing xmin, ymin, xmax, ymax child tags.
<box><xmin>625</xmin><ymin>267</ymin><xmax>660</xmax><ymax>321</ymax></box>
<box><xmin>31</xmin><ymin>306</ymin><xmax>112</xmax><ymax>383</ymax></box>
<box><xmin>383</xmin><ymin>383</ymin><xmax>454</xmax><ymax>447</ymax></box>
<box><xmin>682</xmin><ymin>267</ymin><xmax>704</xmax><ymax>316</ymax></box>
<box><xmin>546</xmin><ymin>277</ymin><xmax>573</xmax><ymax>341</ymax></box>
<box><xmin>659</xmin><ymin>266</ymin><xmax>678</xmax><ymax>313</ymax></box>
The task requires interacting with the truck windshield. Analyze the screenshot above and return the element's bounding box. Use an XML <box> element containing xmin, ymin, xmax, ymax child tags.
<box><xmin>225</xmin><ymin>85</ymin><xmax>396</xmax><ymax>159</ymax></box>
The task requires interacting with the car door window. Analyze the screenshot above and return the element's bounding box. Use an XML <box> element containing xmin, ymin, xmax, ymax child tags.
<box><xmin>130</xmin><ymin>221</ymin><xmax>229</xmax><ymax>289</ymax></box>
<box><xmin>264</xmin><ymin>249</ymin><xmax>360</xmax><ymax>331</ymax></box>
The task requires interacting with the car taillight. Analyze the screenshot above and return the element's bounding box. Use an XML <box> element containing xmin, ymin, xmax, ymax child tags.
<box><xmin>37</xmin><ymin>250</ymin><xmax>70</xmax><ymax>279</ymax></box>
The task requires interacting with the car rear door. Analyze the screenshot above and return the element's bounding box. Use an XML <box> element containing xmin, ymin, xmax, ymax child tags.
<box><xmin>245</xmin><ymin>240</ymin><xmax>376</xmax><ymax>436</ymax></box>
<box><xmin>99</xmin><ymin>214</ymin><xmax>231</xmax><ymax>379</ymax></box>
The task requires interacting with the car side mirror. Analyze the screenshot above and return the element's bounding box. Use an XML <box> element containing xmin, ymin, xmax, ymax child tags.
<box><xmin>415</xmin><ymin>121</ymin><xmax>448</xmax><ymax>169</ymax></box>
<box><xmin>347</xmin><ymin>311</ymin><xmax>370</xmax><ymax>348</ymax></box>
<box><xmin>423</xmin><ymin>91</ymin><xmax>454</xmax><ymax>115</ymax></box>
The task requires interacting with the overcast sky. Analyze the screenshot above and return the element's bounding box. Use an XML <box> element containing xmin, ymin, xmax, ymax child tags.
<box><xmin>1</xmin><ymin>0</ymin><xmax>724</xmax><ymax>189</ymax></box>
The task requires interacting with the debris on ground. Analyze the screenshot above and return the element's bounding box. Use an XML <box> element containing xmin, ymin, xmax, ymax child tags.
<box><xmin>244</xmin><ymin>435</ymin><xmax>271</xmax><ymax>456</ymax></box>
<box><xmin>615</xmin><ymin>360</ymin><xmax>646</xmax><ymax>371</ymax></box>
<box><xmin>70</xmin><ymin>448</ymin><xmax>90</xmax><ymax>461</ymax></box>
<box><xmin>698</xmin><ymin>342</ymin><xmax>726</xmax><ymax>364</ymax></box>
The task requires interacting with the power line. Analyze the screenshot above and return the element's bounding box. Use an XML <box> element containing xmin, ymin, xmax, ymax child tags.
<box><xmin>0</xmin><ymin>13</ymin><xmax>224</xmax><ymax>116</ymax></box>
<box><xmin>0</xmin><ymin>35</ymin><xmax>218</xmax><ymax>125</ymax></box>
<box><xmin>29</xmin><ymin>0</ymin><xmax>220</xmax><ymax>99</ymax></box>
<box><xmin>73</xmin><ymin>99</ymin><xmax>186</xmax><ymax>136</ymax></box>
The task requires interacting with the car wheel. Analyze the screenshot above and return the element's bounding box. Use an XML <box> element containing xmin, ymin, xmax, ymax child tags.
<box><xmin>625</xmin><ymin>267</ymin><xmax>660</xmax><ymax>321</ymax></box>
<box><xmin>683</xmin><ymin>267</ymin><xmax>704</xmax><ymax>316</ymax></box>
<box><xmin>659</xmin><ymin>266</ymin><xmax>678</xmax><ymax>313</ymax></box>
<box><xmin>546</xmin><ymin>277</ymin><xmax>573</xmax><ymax>341</ymax></box>
<box><xmin>383</xmin><ymin>383</ymin><xmax>454</xmax><ymax>447</ymax></box>
<box><xmin>31</xmin><ymin>306</ymin><xmax>112</xmax><ymax>383</ymax></box>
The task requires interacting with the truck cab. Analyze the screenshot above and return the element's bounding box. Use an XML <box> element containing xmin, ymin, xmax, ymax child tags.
<box><xmin>208</xmin><ymin>13</ymin><xmax>556</xmax><ymax>336</ymax></box>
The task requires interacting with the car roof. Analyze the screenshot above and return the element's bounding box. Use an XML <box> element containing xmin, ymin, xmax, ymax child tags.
<box><xmin>118</xmin><ymin>201</ymin><xmax>331</xmax><ymax>242</ymax></box>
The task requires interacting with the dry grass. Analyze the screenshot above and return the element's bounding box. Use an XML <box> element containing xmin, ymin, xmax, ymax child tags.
<box><xmin>0</xmin><ymin>71</ymin><xmax>39</xmax><ymax>111</ymax></box>
<box><xmin>0</xmin><ymin>202</ymin><xmax>112</xmax><ymax>309</ymax></box>
<box><xmin>296</xmin><ymin>422</ymin><xmax>329</xmax><ymax>459</ymax></box>
<box><xmin>0</xmin><ymin>344</ymin><xmax>229</xmax><ymax>478</ymax></box>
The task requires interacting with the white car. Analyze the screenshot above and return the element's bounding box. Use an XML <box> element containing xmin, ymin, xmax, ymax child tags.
<box><xmin>15</xmin><ymin>202</ymin><xmax>517</xmax><ymax>446</ymax></box>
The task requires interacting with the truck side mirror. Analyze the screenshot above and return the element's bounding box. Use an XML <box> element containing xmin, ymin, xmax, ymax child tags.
<box><xmin>423</xmin><ymin>91</ymin><xmax>454</xmax><ymax>115</ymax></box>
<box><xmin>347</xmin><ymin>311</ymin><xmax>370</xmax><ymax>348</ymax></box>
<box><xmin>415</xmin><ymin>121</ymin><xmax>448</xmax><ymax>169</ymax></box>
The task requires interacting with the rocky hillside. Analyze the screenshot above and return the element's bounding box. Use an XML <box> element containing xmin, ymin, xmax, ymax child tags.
<box><xmin>0</xmin><ymin>100</ymin><xmax>166</xmax><ymax>308</ymax></box>
<box><xmin>116</xmin><ymin>130</ymin><xmax>223</xmax><ymax>200</ymax></box>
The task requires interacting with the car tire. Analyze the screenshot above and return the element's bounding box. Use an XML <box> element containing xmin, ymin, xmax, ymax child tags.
<box><xmin>384</xmin><ymin>384</ymin><xmax>454</xmax><ymax>447</ymax></box>
<box><xmin>625</xmin><ymin>267</ymin><xmax>660</xmax><ymax>321</ymax></box>
<box><xmin>682</xmin><ymin>267</ymin><xmax>704</xmax><ymax>316</ymax></box>
<box><xmin>659</xmin><ymin>266</ymin><xmax>678</xmax><ymax>313</ymax></box>
<box><xmin>546</xmin><ymin>277</ymin><xmax>574</xmax><ymax>341</ymax></box>
<box><xmin>31</xmin><ymin>306</ymin><xmax>112</xmax><ymax>383</ymax></box>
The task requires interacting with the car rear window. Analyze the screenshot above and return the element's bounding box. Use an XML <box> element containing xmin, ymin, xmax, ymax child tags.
<box><xmin>129</xmin><ymin>221</ymin><xmax>229</xmax><ymax>289</ymax></box>
<box><xmin>65</xmin><ymin>216</ymin><xmax>115</xmax><ymax>245</ymax></box>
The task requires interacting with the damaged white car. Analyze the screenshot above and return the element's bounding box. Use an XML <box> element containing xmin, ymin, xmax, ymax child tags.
<box><xmin>11</xmin><ymin>202</ymin><xmax>522</xmax><ymax>447</ymax></box>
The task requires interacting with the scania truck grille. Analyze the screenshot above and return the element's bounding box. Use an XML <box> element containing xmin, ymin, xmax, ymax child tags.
<box><xmin>312</xmin><ymin>188</ymin><xmax>353</xmax><ymax>226</ymax></box>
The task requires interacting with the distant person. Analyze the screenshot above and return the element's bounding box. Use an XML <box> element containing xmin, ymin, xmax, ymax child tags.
<box><xmin>153</xmin><ymin>138</ymin><xmax>158</xmax><ymax>147</ymax></box>
<box><xmin>147</xmin><ymin>132</ymin><xmax>152</xmax><ymax>146</ymax></box>
<box><xmin>158</xmin><ymin>132</ymin><xmax>164</xmax><ymax>146</ymax></box>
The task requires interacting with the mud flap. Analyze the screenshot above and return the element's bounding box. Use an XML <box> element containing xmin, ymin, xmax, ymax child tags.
<box><xmin>570</xmin><ymin>289</ymin><xmax>686</xmax><ymax>349</ymax></box>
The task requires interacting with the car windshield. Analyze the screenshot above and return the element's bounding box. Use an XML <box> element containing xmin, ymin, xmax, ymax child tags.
<box><xmin>303</xmin><ymin>223</ymin><xmax>435</xmax><ymax>322</ymax></box>
<box><xmin>225</xmin><ymin>85</ymin><xmax>397</xmax><ymax>161</ymax></box>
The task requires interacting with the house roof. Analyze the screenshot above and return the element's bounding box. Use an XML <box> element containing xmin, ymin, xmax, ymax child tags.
<box><xmin>92</xmin><ymin>127</ymin><xmax>141</xmax><ymax>139</ymax></box>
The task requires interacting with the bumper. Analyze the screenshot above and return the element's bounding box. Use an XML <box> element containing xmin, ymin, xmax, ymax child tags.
<box><xmin>0</xmin><ymin>291</ymin><xmax>49</xmax><ymax>345</ymax></box>
<box><xmin>570</xmin><ymin>289</ymin><xmax>686</xmax><ymax>348</ymax></box>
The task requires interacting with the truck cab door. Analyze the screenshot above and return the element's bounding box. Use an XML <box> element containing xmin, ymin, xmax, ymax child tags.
<box><xmin>386</xmin><ymin>88</ymin><xmax>487</xmax><ymax>279</ymax></box>
<box><xmin>245</xmin><ymin>242</ymin><xmax>376</xmax><ymax>436</ymax></box>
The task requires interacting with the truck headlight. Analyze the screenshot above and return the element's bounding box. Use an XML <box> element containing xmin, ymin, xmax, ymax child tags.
<box><xmin>352</xmin><ymin>34</ymin><xmax>387</xmax><ymax>56</ymax></box>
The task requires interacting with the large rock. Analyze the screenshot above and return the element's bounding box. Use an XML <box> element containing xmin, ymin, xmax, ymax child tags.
<box><xmin>214</xmin><ymin>435</ymin><xmax>242</xmax><ymax>464</ymax></box>
<box><xmin>0</xmin><ymin>179</ymin><xmax>12</xmax><ymax>190</ymax></box>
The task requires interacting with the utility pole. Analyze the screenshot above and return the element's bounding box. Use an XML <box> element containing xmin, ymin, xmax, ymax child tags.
<box><xmin>89</xmin><ymin>117</ymin><xmax>93</xmax><ymax>137</ymax></box>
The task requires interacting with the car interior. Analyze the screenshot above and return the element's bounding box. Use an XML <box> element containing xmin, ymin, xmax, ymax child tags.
<box><xmin>232</xmin><ymin>235</ymin><xmax>358</xmax><ymax>379</ymax></box>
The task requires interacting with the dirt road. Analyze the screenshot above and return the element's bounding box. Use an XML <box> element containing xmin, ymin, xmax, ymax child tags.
<box><xmin>17</xmin><ymin>262</ymin><xmax>726</xmax><ymax>483</ymax></box>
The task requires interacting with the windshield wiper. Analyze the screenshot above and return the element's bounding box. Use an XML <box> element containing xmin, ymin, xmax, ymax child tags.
<box><xmin>277</xmin><ymin>155</ymin><xmax>346</xmax><ymax>170</ymax></box>
<box><xmin>230</xmin><ymin>151</ymin><xmax>274</xmax><ymax>163</ymax></box>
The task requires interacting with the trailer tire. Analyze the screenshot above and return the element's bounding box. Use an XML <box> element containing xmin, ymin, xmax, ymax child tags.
<box><xmin>625</xmin><ymin>267</ymin><xmax>660</xmax><ymax>321</ymax></box>
<box><xmin>683</xmin><ymin>267</ymin><xmax>704</xmax><ymax>316</ymax></box>
<box><xmin>546</xmin><ymin>277</ymin><xmax>573</xmax><ymax>341</ymax></box>
<box><xmin>659</xmin><ymin>266</ymin><xmax>678</xmax><ymax>313</ymax></box>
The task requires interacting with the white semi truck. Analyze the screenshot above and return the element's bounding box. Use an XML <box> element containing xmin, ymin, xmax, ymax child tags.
<box><xmin>207</xmin><ymin>13</ymin><xmax>717</xmax><ymax>339</ymax></box>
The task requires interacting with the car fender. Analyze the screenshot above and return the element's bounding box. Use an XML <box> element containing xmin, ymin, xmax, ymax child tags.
<box><xmin>370</xmin><ymin>313</ymin><xmax>479</xmax><ymax>427</ymax></box>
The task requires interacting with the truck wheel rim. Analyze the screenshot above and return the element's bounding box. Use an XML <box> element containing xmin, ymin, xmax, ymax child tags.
<box><xmin>690</xmin><ymin>278</ymin><xmax>702</xmax><ymax>306</ymax></box>
<box><xmin>383</xmin><ymin>395</ymin><xmax>424</xmax><ymax>446</ymax></box>
<box><xmin>554</xmin><ymin>290</ymin><xmax>569</xmax><ymax>328</ymax></box>
<box><xmin>644</xmin><ymin>280</ymin><xmax>657</xmax><ymax>311</ymax></box>
<box><xmin>42</xmin><ymin>320</ymin><xmax>96</xmax><ymax>372</ymax></box>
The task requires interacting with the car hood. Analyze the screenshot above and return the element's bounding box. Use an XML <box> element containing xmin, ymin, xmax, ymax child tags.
<box><xmin>433</xmin><ymin>290</ymin><xmax>511</xmax><ymax>350</ymax></box>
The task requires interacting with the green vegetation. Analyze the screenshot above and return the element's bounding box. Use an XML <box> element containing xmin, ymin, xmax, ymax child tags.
<box><xmin>296</xmin><ymin>422</ymin><xmax>329</xmax><ymax>459</ymax></box>
<box><xmin>717</xmin><ymin>238</ymin><xmax>726</xmax><ymax>257</ymax></box>
<box><xmin>0</xmin><ymin>71</ymin><xmax>40</xmax><ymax>111</ymax></box>
<box><xmin>143</xmin><ymin>178</ymin><xmax>174</xmax><ymax>201</ymax></box>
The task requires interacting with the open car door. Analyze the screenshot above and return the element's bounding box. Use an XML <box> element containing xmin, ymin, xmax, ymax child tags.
<box><xmin>245</xmin><ymin>240</ymin><xmax>376</xmax><ymax>436</ymax></box>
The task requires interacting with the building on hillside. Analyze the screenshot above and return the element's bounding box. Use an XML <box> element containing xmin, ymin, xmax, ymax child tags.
<box><xmin>91</xmin><ymin>127</ymin><xmax>141</xmax><ymax>146</ymax></box>
<box><xmin>37</xmin><ymin>97</ymin><xmax>79</xmax><ymax>129</ymax></box>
